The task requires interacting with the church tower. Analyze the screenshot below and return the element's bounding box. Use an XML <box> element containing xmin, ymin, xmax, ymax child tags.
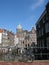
<box><xmin>16</xmin><ymin>24</ymin><xmax>22</xmax><ymax>33</ymax></box>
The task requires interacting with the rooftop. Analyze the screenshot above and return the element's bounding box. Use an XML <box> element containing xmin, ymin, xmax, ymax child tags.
<box><xmin>0</xmin><ymin>29</ymin><xmax>3</xmax><ymax>33</ymax></box>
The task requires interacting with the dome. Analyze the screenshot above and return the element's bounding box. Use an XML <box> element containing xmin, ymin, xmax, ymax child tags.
<box><xmin>17</xmin><ymin>24</ymin><xmax>22</xmax><ymax>29</ymax></box>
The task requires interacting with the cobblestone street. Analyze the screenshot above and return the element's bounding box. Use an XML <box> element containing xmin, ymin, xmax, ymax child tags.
<box><xmin>0</xmin><ymin>61</ymin><xmax>49</xmax><ymax>65</ymax></box>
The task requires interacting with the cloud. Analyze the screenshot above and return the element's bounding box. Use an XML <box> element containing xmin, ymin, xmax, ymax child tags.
<box><xmin>31</xmin><ymin>0</ymin><xmax>44</xmax><ymax>10</ymax></box>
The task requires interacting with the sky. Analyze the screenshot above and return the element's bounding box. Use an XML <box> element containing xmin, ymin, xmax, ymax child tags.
<box><xmin>0</xmin><ymin>0</ymin><xmax>49</xmax><ymax>33</ymax></box>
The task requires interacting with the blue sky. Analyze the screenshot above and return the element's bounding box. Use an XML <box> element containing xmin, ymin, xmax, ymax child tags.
<box><xmin>0</xmin><ymin>0</ymin><xmax>49</xmax><ymax>33</ymax></box>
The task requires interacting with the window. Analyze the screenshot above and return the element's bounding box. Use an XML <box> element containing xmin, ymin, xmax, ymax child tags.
<box><xmin>28</xmin><ymin>44</ymin><xmax>29</xmax><ymax>47</ymax></box>
<box><xmin>43</xmin><ymin>15</ymin><xmax>46</xmax><ymax>23</ymax></box>
<box><xmin>38</xmin><ymin>41</ymin><xmax>41</xmax><ymax>49</ymax></box>
<box><xmin>47</xmin><ymin>37</ymin><xmax>49</xmax><ymax>50</ymax></box>
<box><xmin>23</xmin><ymin>41</ymin><xmax>24</xmax><ymax>44</ymax></box>
<box><xmin>42</xmin><ymin>28</ymin><xmax>43</xmax><ymax>35</ymax></box>
<box><xmin>40</xmin><ymin>41</ymin><xmax>41</xmax><ymax>49</ymax></box>
<box><xmin>45</xmin><ymin>22</ymin><xmax>49</xmax><ymax>33</ymax></box>
<box><xmin>25</xmin><ymin>44</ymin><xmax>27</xmax><ymax>47</ymax></box>
<box><xmin>39</xmin><ymin>30</ymin><xmax>42</xmax><ymax>36</ymax></box>
<box><xmin>42</xmin><ymin>40</ymin><xmax>44</xmax><ymax>49</ymax></box>
<box><xmin>46</xmin><ymin>14</ymin><xmax>48</xmax><ymax>20</ymax></box>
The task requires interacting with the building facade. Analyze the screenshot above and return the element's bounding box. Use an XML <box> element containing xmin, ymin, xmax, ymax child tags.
<box><xmin>36</xmin><ymin>2</ymin><xmax>49</xmax><ymax>59</ymax></box>
<box><xmin>0</xmin><ymin>29</ymin><xmax>14</xmax><ymax>53</ymax></box>
<box><xmin>14</xmin><ymin>24</ymin><xmax>37</xmax><ymax>54</ymax></box>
